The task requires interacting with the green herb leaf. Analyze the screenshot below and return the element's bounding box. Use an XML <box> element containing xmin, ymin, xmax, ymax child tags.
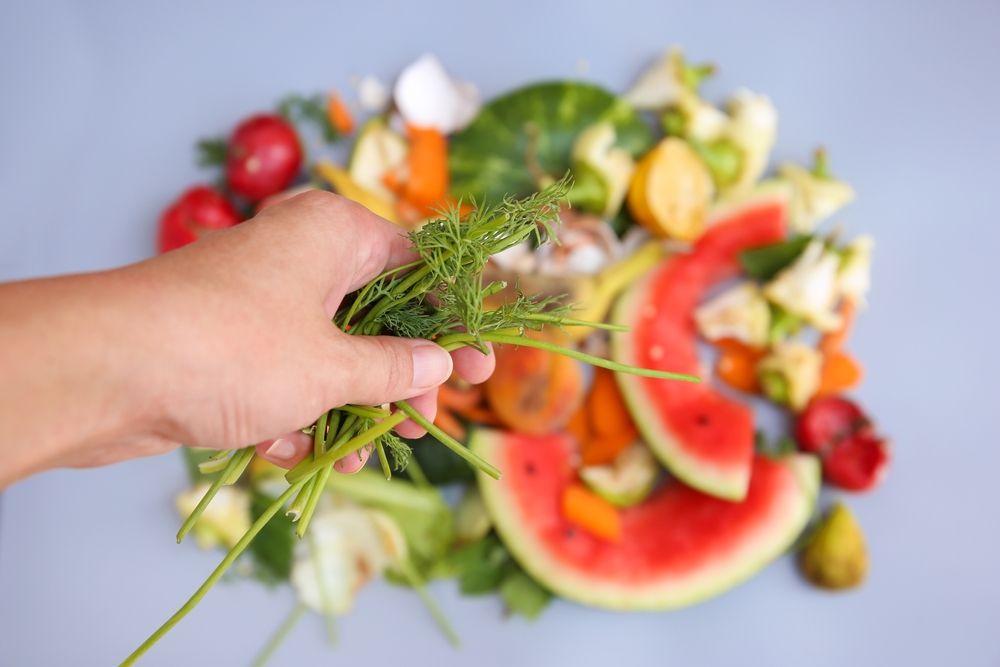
<box><xmin>248</xmin><ymin>489</ymin><xmax>295</xmax><ymax>584</ymax></box>
<box><xmin>740</xmin><ymin>235</ymin><xmax>812</xmax><ymax>280</ymax></box>
<box><xmin>499</xmin><ymin>568</ymin><xmax>552</xmax><ymax>620</ymax></box>
<box><xmin>449</xmin><ymin>534</ymin><xmax>515</xmax><ymax>595</ymax></box>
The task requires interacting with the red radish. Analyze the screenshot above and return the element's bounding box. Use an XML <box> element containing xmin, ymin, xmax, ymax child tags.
<box><xmin>157</xmin><ymin>186</ymin><xmax>240</xmax><ymax>254</ymax></box>
<box><xmin>795</xmin><ymin>396</ymin><xmax>889</xmax><ymax>491</ymax></box>
<box><xmin>226</xmin><ymin>114</ymin><xmax>302</xmax><ymax>201</ymax></box>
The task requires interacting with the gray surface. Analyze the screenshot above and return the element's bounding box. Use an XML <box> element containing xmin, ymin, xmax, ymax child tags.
<box><xmin>1</xmin><ymin>1</ymin><xmax>998</xmax><ymax>665</ymax></box>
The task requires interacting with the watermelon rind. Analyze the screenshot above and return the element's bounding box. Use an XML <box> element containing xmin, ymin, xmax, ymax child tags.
<box><xmin>472</xmin><ymin>429</ymin><xmax>819</xmax><ymax>611</ymax></box>
<box><xmin>611</xmin><ymin>186</ymin><xmax>792</xmax><ymax>500</ymax></box>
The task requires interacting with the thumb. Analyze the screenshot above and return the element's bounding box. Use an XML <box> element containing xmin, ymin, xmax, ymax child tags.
<box><xmin>328</xmin><ymin>335</ymin><xmax>453</xmax><ymax>407</ymax></box>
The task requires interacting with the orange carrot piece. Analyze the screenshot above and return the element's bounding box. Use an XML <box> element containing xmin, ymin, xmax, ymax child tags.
<box><xmin>401</xmin><ymin>125</ymin><xmax>449</xmax><ymax>213</ymax></box>
<box><xmin>562</xmin><ymin>483</ymin><xmax>622</xmax><ymax>542</ymax></box>
<box><xmin>326</xmin><ymin>92</ymin><xmax>355</xmax><ymax>135</ymax></box>
<box><xmin>817</xmin><ymin>351</ymin><xmax>863</xmax><ymax>396</ymax></box>
<box><xmin>587</xmin><ymin>368</ymin><xmax>635</xmax><ymax>435</ymax></box>
<box><xmin>714</xmin><ymin>338</ymin><xmax>766</xmax><ymax>393</ymax></box>
<box><xmin>820</xmin><ymin>299</ymin><xmax>857</xmax><ymax>354</ymax></box>
<box><xmin>438</xmin><ymin>382</ymin><xmax>482</xmax><ymax>410</ymax></box>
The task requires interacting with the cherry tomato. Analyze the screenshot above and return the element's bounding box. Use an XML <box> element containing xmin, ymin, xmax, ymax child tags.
<box><xmin>157</xmin><ymin>186</ymin><xmax>241</xmax><ymax>254</ymax></box>
<box><xmin>795</xmin><ymin>395</ymin><xmax>889</xmax><ymax>492</ymax></box>
<box><xmin>225</xmin><ymin>114</ymin><xmax>302</xmax><ymax>201</ymax></box>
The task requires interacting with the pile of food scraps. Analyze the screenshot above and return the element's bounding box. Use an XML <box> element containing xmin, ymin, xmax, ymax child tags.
<box><xmin>145</xmin><ymin>47</ymin><xmax>888</xmax><ymax>664</ymax></box>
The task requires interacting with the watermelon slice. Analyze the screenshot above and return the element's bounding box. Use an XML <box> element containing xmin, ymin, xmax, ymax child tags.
<box><xmin>472</xmin><ymin>428</ymin><xmax>818</xmax><ymax>610</ymax></box>
<box><xmin>612</xmin><ymin>185</ymin><xmax>790</xmax><ymax>500</ymax></box>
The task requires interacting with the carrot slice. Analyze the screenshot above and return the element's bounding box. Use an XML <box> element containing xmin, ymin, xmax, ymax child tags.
<box><xmin>562</xmin><ymin>483</ymin><xmax>622</xmax><ymax>542</ymax></box>
<box><xmin>587</xmin><ymin>368</ymin><xmax>635</xmax><ymax>435</ymax></box>
<box><xmin>326</xmin><ymin>92</ymin><xmax>355</xmax><ymax>135</ymax></box>
<box><xmin>433</xmin><ymin>410</ymin><xmax>467</xmax><ymax>442</ymax></box>
<box><xmin>817</xmin><ymin>351</ymin><xmax>863</xmax><ymax>396</ymax></box>
<box><xmin>820</xmin><ymin>299</ymin><xmax>857</xmax><ymax>354</ymax></box>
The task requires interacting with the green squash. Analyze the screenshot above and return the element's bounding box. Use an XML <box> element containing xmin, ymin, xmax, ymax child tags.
<box><xmin>450</xmin><ymin>82</ymin><xmax>653</xmax><ymax>202</ymax></box>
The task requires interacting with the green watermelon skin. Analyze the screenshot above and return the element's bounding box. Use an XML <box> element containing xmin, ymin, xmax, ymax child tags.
<box><xmin>611</xmin><ymin>187</ymin><xmax>790</xmax><ymax>500</ymax></box>
<box><xmin>472</xmin><ymin>428</ymin><xmax>818</xmax><ymax>611</ymax></box>
<box><xmin>449</xmin><ymin>82</ymin><xmax>652</xmax><ymax>203</ymax></box>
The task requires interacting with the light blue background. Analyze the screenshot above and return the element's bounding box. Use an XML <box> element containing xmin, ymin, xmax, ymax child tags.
<box><xmin>1</xmin><ymin>1</ymin><xmax>998</xmax><ymax>665</ymax></box>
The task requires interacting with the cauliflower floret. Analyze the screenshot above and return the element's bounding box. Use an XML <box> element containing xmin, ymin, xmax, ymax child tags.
<box><xmin>726</xmin><ymin>89</ymin><xmax>778</xmax><ymax>193</ymax></box>
<box><xmin>174</xmin><ymin>483</ymin><xmax>250</xmax><ymax>551</ymax></box>
<box><xmin>780</xmin><ymin>162</ymin><xmax>856</xmax><ymax>233</ymax></box>
<box><xmin>764</xmin><ymin>240</ymin><xmax>842</xmax><ymax>332</ymax></box>
<box><xmin>571</xmin><ymin>122</ymin><xmax>636</xmax><ymax>217</ymax></box>
<box><xmin>677</xmin><ymin>92</ymin><xmax>730</xmax><ymax>142</ymax></box>
<box><xmin>837</xmin><ymin>235</ymin><xmax>874</xmax><ymax>306</ymax></box>
<box><xmin>694</xmin><ymin>282</ymin><xmax>770</xmax><ymax>347</ymax></box>
<box><xmin>394</xmin><ymin>54</ymin><xmax>480</xmax><ymax>133</ymax></box>
<box><xmin>290</xmin><ymin>503</ymin><xmax>407</xmax><ymax>615</ymax></box>
<box><xmin>757</xmin><ymin>341</ymin><xmax>823</xmax><ymax>411</ymax></box>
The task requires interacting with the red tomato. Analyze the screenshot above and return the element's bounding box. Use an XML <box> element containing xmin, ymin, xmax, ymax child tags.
<box><xmin>795</xmin><ymin>395</ymin><xmax>890</xmax><ymax>492</ymax></box>
<box><xmin>225</xmin><ymin>114</ymin><xmax>302</xmax><ymax>201</ymax></box>
<box><xmin>157</xmin><ymin>186</ymin><xmax>241</xmax><ymax>253</ymax></box>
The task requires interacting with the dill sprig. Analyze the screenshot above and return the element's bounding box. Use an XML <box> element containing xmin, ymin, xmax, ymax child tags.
<box><xmin>124</xmin><ymin>179</ymin><xmax>699</xmax><ymax>665</ymax></box>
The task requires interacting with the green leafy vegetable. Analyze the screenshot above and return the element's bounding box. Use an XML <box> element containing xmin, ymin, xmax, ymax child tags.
<box><xmin>449</xmin><ymin>534</ymin><xmax>515</xmax><ymax>595</ymax></box>
<box><xmin>740</xmin><ymin>235</ymin><xmax>812</xmax><ymax>280</ymax></box>
<box><xmin>403</xmin><ymin>434</ymin><xmax>475</xmax><ymax>485</ymax></box>
<box><xmin>767</xmin><ymin>302</ymin><xmax>803</xmax><ymax>345</ymax></box>
<box><xmin>247</xmin><ymin>489</ymin><xmax>295</xmax><ymax>584</ymax></box>
<box><xmin>499</xmin><ymin>569</ymin><xmax>552</xmax><ymax>620</ymax></box>
<box><xmin>196</xmin><ymin>138</ymin><xmax>228</xmax><ymax>167</ymax></box>
<box><xmin>450</xmin><ymin>82</ymin><xmax>653</xmax><ymax>202</ymax></box>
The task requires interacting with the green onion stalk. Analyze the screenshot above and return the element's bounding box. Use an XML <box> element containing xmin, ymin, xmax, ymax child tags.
<box><xmin>122</xmin><ymin>178</ymin><xmax>698</xmax><ymax>665</ymax></box>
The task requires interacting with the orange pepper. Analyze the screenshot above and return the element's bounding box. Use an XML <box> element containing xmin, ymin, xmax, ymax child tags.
<box><xmin>562</xmin><ymin>483</ymin><xmax>622</xmax><ymax>542</ymax></box>
<box><xmin>817</xmin><ymin>351</ymin><xmax>863</xmax><ymax>396</ymax></box>
<box><xmin>714</xmin><ymin>338</ymin><xmax>766</xmax><ymax>393</ymax></box>
<box><xmin>326</xmin><ymin>92</ymin><xmax>355</xmax><ymax>135</ymax></box>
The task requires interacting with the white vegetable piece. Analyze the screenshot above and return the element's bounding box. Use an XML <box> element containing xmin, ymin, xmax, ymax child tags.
<box><xmin>726</xmin><ymin>89</ymin><xmax>778</xmax><ymax>193</ymax></box>
<box><xmin>758</xmin><ymin>341</ymin><xmax>823</xmax><ymax>411</ymax></box>
<box><xmin>291</xmin><ymin>502</ymin><xmax>407</xmax><ymax>615</ymax></box>
<box><xmin>534</xmin><ymin>210</ymin><xmax>622</xmax><ymax>277</ymax></box>
<box><xmin>394</xmin><ymin>54</ymin><xmax>481</xmax><ymax>133</ymax></box>
<box><xmin>677</xmin><ymin>92</ymin><xmax>730</xmax><ymax>142</ymax></box>
<box><xmin>837</xmin><ymin>235</ymin><xmax>874</xmax><ymax>306</ymax></box>
<box><xmin>174</xmin><ymin>484</ymin><xmax>250</xmax><ymax>551</ymax></box>
<box><xmin>764</xmin><ymin>240</ymin><xmax>842</xmax><ymax>332</ymax></box>
<box><xmin>356</xmin><ymin>76</ymin><xmax>391</xmax><ymax>113</ymax></box>
<box><xmin>571</xmin><ymin>122</ymin><xmax>636</xmax><ymax>217</ymax></box>
<box><xmin>623</xmin><ymin>48</ymin><xmax>687</xmax><ymax>110</ymax></box>
<box><xmin>694</xmin><ymin>282</ymin><xmax>770</xmax><ymax>347</ymax></box>
<box><xmin>780</xmin><ymin>162</ymin><xmax>856</xmax><ymax>233</ymax></box>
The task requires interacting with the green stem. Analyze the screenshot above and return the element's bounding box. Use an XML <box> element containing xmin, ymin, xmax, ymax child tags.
<box><xmin>340</xmin><ymin>404</ymin><xmax>390</xmax><ymax>420</ymax></box>
<box><xmin>520</xmin><ymin>313</ymin><xmax>628</xmax><ymax>331</ymax></box>
<box><xmin>375</xmin><ymin>438</ymin><xmax>392</xmax><ymax>480</ymax></box>
<box><xmin>481</xmin><ymin>333</ymin><xmax>701</xmax><ymax>382</ymax></box>
<box><xmin>249</xmin><ymin>602</ymin><xmax>307</xmax><ymax>667</ymax></box>
<box><xmin>176</xmin><ymin>447</ymin><xmax>254</xmax><ymax>544</ymax></box>
<box><xmin>400</xmin><ymin>560</ymin><xmax>460</xmax><ymax>647</ymax></box>
<box><xmin>286</xmin><ymin>413</ymin><xmax>408</xmax><ymax>484</ymax></box>
<box><xmin>123</xmin><ymin>479</ymin><xmax>308</xmax><ymax>666</ymax></box>
<box><xmin>395</xmin><ymin>401</ymin><xmax>501</xmax><ymax>480</ymax></box>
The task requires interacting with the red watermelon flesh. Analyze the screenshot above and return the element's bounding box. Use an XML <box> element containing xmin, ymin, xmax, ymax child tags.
<box><xmin>612</xmin><ymin>188</ymin><xmax>789</xmax><ymax>500</ymax></box>
<box><xmin>473</xmin><ymin>428</ymin><xmax>818</xmax><ymax>610</ymax></box>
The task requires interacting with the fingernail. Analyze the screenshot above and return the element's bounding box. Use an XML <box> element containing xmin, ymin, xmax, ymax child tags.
<box><xmin>265</xmin><ymin>438</ymin><xmax>297</xmax><ymax>461</ymax></box>
<box><xmin>411</xmin><ymin>344</ymin><xmax>452</xmax><ymax>389</ymax></box>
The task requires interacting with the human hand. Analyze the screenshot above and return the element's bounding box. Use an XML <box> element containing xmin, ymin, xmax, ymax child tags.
<box><xmin>0</xmin><ymin>191</ymin><xmax>494</xmax><ymax>484</ymax></box>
